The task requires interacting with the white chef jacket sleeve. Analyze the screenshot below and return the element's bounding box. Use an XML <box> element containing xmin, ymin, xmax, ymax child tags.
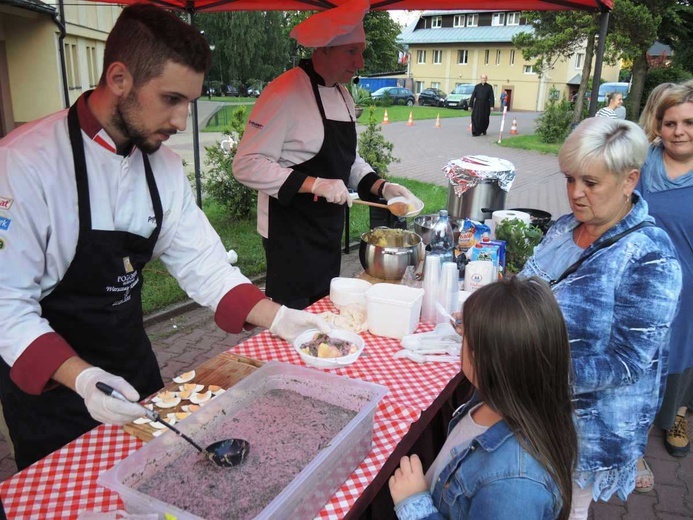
<box><xmin>233</xmin><ymin>80</ymin><xmax>307</xmax><ymax>198</ymax></box>
<box><xmin>155</xmin><ymin>172</ymin><xmax>265</xmax><ymax>332</ymax></box>
<box><xmin>0</xmin><ymin>146</ymin><xmax>78</xmax><ymax>393</ymax></box>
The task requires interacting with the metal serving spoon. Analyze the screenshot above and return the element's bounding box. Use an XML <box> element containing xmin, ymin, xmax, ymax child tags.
<box><xmin>96</xmin><ymin>382</ymin><xmax>249</xmax><ymax>468</ymax></box>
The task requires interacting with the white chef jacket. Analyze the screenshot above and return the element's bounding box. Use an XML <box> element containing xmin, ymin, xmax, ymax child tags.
<box><xmin>233</xmin><ymin>65</ymin><xmax>376</xmax><ymax>238</ymax></box>
<box><xmin>0</xmin><ymin>100</ymin><xmax>263</xmax><ymax>389</ymax></box>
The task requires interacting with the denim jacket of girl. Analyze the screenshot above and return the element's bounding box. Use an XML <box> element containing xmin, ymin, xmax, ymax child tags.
<box><xmin>520</xmin><ymin>193</ymin><xmax>682</xmax><ymax>472</ymax></box>
<box><xmin>394</xmin><ymin>394</ymin><xmax>561</xmax><ymax>520</ymax></box>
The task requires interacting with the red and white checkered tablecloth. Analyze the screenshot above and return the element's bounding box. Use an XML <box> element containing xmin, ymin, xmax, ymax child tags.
<box><xmin>0</xmin><ymin>299</ymin><xmax>460</xmax><ymax>519</ymax></box>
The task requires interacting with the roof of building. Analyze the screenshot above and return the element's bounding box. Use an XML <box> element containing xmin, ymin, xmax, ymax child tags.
<box><xmin>398</xmin><ymin>24</ymin><xmax>532</xmax><ymax>45</ymax></box>
<box><xmin>422</xmin><ymin>10</ymin><xmax>519</xmax><ymax>15</ymax></box>
<box><xmin>4</xmin><ymin>0</ymin><xmax>55</xmax><ymax>15</ymax></box>
<box><xmin>567</xmin><ymin>74</ymin><xmax>582</xmax><ymax>85</ymax></box>
<box><xmin>648</xmin><ymin>41</ymin><xmax>672</xmax><ymax>57</ymax></box>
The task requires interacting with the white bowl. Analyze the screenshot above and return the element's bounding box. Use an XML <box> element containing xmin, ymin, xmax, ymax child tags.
<box><xmin>388</xmin><ymin>196</ymin><xmax>424</xmax><ymax>218</ymax></box>
<box><xmin>329</xmin><ymin>277</ymin><xmax>372</xmax><ymax>310</ymax></box>
<box><xmin>293</xmin><ymin>329</ymin><xmax>365</xmax><ymax>369</ymax></box>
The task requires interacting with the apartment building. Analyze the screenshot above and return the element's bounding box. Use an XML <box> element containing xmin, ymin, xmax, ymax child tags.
<box><xmin>397</xmin><ymin>10</ymin><xmax>620</xmax><ymax>112</ymax></box>
<box><xmin>0</xmin><ymin>0</ymin><xmax>121</xmax><ymax>137</ymax></box>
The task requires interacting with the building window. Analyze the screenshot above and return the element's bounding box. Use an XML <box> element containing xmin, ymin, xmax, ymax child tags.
<box><xmin>86</xmin><ymin>45</ymin><xmax>98</xmax><ymax>88</ymax></box>
<box><xmin>453</xmin><ymin>14</ymin><xmax>465</xmax><ymax>27</ymax></box>
<box><xmin>484</xmin><ymin>49</ymin><xmax>490</xmax><ymax>65</ymax></box>
<box><xmin>492</xmin><ymin>13</ymin><xmax>506</xmax><ymax>26</ymax></box>
<box><xmin>466</xmin><ymin>14</ymin><xmax>478</xmax><ymax>27</ymax></box>
<box><xmin>431</xmin><ymin>16</ymin><xmax>442</xmax><ymax>28</ymax></box>
<box><xmin>509</xmin><ymin>49</ymin><xmax>516</xmax><ymax>66</ymax></box>
<box><xmin>415</xmin><ymin>81</ymin><xmax>425</xmax><ymax>94</ymax></box>
<box><xmin>64</xmin><ymin>43</ymin><xmax>81</xmax><ymax>89</ymax></box>
<box><xmin>523</xmin><ymin>65</ymin><xmax>536</xmax><ymax>74</ymax></box>
<box><xmin>506</xmin><ymin>12</ymin><xmax>521</xmax><ymax>25</ymax></box>
<box><xmin>433</xmin><ymin>50</ymin><xmax>443</xmax><ymax>64</ymax></box>
<box><xmin>496</xmin><ymin>50</ymin><xmax>502</xmax><ymax>65</ymax></box>
<box><xmin>457</xmin><ymin>49</ymin><xmax>469</xmax><ymax>65</ymax></box>
<box><xmin>575</xmin><ymin>53</ymin><xmax>585</xmax><ymax>69</ymax></box>
<box><xmin>417</xmin><ymin>50</ymin><xmax>427</xmax><ymax>64</ymax></box>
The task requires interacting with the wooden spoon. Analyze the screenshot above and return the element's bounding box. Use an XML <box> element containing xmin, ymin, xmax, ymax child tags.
<box><xmin>353</xmin><ymin>199</ymin><xmax>411</xmax><ymax>217</ymax></box>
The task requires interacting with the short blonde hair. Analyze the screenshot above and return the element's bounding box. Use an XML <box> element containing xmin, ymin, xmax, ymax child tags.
<box><xmin>559</xmin><ymin>118</ymin><xmax>648</xmax><ymax>178</ymax></box>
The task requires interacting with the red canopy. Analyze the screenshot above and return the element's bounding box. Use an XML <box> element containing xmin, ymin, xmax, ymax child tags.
<box><xmin>89</xmin><ymin>0</ymin><xmax>612</xmax><ymax>13</ymax></box>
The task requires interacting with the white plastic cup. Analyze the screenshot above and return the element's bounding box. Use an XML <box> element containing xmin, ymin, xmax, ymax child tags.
<box><xmin>437</xmin><ymin>262</ymin><xmax>460</xmax><ymax>323</ymax></box>
<box><xmin>421</xmin><ymin>255</ymin><xmax>441</xmax><ymax>322</ymax></box>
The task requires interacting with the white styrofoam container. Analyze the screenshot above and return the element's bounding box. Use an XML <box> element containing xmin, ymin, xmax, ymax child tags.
<box><xmin>98</xmin><ymin>361</ymin><xmax>388</xmax><ymax>520</ymax></box>
<box><xmin>366</xmin><ymin>283</ymin><xmax>425</xmax><ymax>339</ymax></box>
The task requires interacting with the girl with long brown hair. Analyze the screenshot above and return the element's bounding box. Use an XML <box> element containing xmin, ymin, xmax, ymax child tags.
<box><xmin>389</xmin><ymin>277</ymin><xmax>577</xmax><ymax>519</ymax></box>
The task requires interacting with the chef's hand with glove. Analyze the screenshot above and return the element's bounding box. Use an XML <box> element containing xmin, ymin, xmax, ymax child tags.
<box><xmin>382</xmin><ymin>182</ymin><xmax>421</xmax><ymax>205</ymax></box>
<box><xmin>75</xmin><ymin>366</ymin><xmax>144</xmax><ymax>425</ymax></box>
<box><xmin>269</xmin><ymin>305</ymin><xmax>332</xmax><ymax>343</ymax></box>
<box><xmin>311</xmin><ymin>177</ymin><xmax>352</xmax><ymax>207</ymax></box>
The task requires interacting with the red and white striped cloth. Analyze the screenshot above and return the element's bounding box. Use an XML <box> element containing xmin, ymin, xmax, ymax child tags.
<box><xmin>0</xmin><ymin>299</ymin><xmax>460</xmax><ymax>519</ymax></box>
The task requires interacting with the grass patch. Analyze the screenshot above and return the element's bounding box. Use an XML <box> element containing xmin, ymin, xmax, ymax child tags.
<box><xmin>203</xmin><ymin>104</ymin><xmax>477</xmax><ymax>133</ymax></box>
<box><xmin>141</xmin><ymin>177</ymin><xmax>446</xmax><ymax>314</ymax></box>
<box><xmin>497</xmin><ymin>134</ymin><xmax>561</xmax><ymax>155</ymax></box>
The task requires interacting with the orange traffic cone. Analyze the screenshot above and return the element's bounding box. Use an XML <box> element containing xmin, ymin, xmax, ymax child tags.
<box><xmin>382</xmin><ymin>110</ymin><xmax>390</xmax><ymax>125</ymax></box>
<box><xmin>435</xmin><ymin>114</ymin><xmax>442</xmax><ymax>128</ymax></box>
<box><xmin>510</xmin><ymin>117</ymin><xmax>518</xmax><ymax>135</ymax></box>
<box><xmin>407</xmin><ymin>111</ymin><xmax>414</xmax><ymax>126</ymax></box>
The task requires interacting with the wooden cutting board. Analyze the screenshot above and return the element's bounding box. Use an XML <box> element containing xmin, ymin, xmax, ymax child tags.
<box><xmin>123</xmin><ymin>352</ymin><xmax>264</xmax><ymax>442</ymax></box>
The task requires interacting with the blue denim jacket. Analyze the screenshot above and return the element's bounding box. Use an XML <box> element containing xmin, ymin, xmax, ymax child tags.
<box><xmin>394</xmin><ymin>395</ymin><xmax>561</xmax><ymax>520</ymax></box>
<box><xmin>520</xmin><ymin>193</ymin><xmax>682</xmax><ymax>472</ymax></box>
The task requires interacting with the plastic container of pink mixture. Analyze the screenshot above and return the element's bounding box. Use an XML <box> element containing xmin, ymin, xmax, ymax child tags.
<box><xmin>98</xmin><ymin>361</ymin><xmax>388</xmax><ymax>520</ymax></box>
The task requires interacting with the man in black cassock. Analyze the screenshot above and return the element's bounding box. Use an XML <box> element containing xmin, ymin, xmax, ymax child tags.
<box><xmin>470</xmin><ymin>74</ymin><xmax>494</xmax><ymax>136</ymax></box>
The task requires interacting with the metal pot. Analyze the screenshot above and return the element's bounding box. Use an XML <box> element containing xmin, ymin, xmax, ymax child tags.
<box><xmin>413</xmin><ymin>214</ymin><xmax>465</xmax><ymax>246</ymax></box>
<box><xmin>508</xmin><ymin>207</ymin><xmax>553</xmax><ymax>233</ymax></box>
<box><xmin>359</xmin><ymin>228</ymin><xmax>424</xmax><ymax>280</ymax></box>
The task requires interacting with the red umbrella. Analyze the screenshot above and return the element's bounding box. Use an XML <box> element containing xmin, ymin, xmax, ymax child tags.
<box><xmin>74</xmin><ymin>0</ymin><xmax>613</xmax><ymax>206</ymax></box>
<box><xmin>85</xmin><ymin>0</ymin><xmax>612</xmax><ymax>11</ymax></box>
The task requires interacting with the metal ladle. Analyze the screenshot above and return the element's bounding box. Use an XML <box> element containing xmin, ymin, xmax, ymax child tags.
<box><xmin>96</xmin><ymin>382</ymin><xmax>249</xmax><ymax>468</ymax></box>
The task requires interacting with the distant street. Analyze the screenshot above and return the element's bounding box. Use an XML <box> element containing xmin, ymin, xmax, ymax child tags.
<box><xmin>171</xmin><ymin>101</ymin><xmax>570</xmax><ymax>220</ymax></box>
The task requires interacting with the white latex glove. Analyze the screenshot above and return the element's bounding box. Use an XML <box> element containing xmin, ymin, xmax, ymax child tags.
<box><xmin>382</xmin><ymin>183</ymin><xmax>423</xmax><ymax>211</ymax></box>
<box><xmin>269</xmin><ymin>305</ymin><xmax>332</xmax><ymax>343</ymax></box>
<box><xmin>311</xmin><ymin>177</ymin><xmax>352</xmax><ymax>207</ymax></box>
<box><xmin>382</xmin><ymin>182</ymin><xmax>413</xmax><ymax>201</ymax></box>
<box><xmin>75</xmin><ymin>366</ymin><xmax>144</xmax><ymax>425</ymax></box>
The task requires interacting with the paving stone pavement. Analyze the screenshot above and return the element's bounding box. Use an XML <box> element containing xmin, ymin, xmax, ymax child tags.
<box><xmin>1</xmin><ymin>105</ymin><xmax>691</xmax><ymax>519</ymax></box>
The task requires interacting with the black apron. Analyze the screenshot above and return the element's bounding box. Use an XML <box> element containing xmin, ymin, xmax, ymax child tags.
<box><xmin>264</xmin><ymin>60</ymin><xmax>357</xmax><ymax>309</ymax></box>
<box><xmin>0</xmin><ymin>102</ymin><xmax>164</xmax><ymax>470</ymax></box>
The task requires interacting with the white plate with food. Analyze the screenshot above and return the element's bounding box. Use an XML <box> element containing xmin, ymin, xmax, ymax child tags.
<box><xmin>293</xmin><ymin>329</ymin><xmax>365</xmax><ymax>369</ymax></box>
<box><xmin>388</xmin><ymin>196</ymin><xmax>424</xmax><ymax>218</ymax></box>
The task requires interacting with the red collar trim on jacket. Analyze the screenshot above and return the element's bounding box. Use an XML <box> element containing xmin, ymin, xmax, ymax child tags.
<box><xmin>76</xmin><ymin>91</ymin><xmax>135</xmax><ymax>156</ymax></box>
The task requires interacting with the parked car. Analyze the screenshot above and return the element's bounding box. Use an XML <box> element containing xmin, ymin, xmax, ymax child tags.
<box><xmin>246</xmin><ymin>87</ymin><xmax>261</xmax><ymax>97</ymax></box>
<box><xmin>371</xmin><ymin>87</ymin><xmax>416</xmax><ymax>106</ymax></box>
<box><xmin>418</xmin><ymin>88</ymin><xmax>447</xmax><ymax>107</ymax></box>
<box><xmin>224</xmin><ymin>85</ymin><xmax>239</xmax><ymax>97</ymax></box>
<box><xmin>597</xmin><ymin>82</ymin><xmax>630</xmax><ymax>103</ymax></box>
<box><xmin>445</xmin><ymin>84</ymin><xmax>475</xmax><ymax>109</ymax></box>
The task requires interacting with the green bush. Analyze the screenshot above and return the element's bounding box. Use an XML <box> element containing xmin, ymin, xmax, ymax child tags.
<box><xmin>357</xmin><ymin>106</ymin><xmax>399</xmax><ymax>178</ymax></box>
<box><xmin>536</xmin><ymin>87</ymin><xmax>573</xmax><ymax>144</ymax></box>
<box><xmin>203</xmin><ymin>106</ymin><xmax>256</xmax><ymax>220</ymax></box>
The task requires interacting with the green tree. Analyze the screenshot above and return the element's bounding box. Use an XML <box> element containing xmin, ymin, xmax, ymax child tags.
<box><xmin>363</xmin><ymin>12</ymin><xmax>405</xmax><ymax>74</ymax></box>
<box><xmin>197</xmin><ymin>12</ymin><xmax>291</xmax><ymax>89</ymax></box>
<box><xmin>513</xmin><ymin>11</ymin><xmax>602</xmax><ymax>124</ymax></box>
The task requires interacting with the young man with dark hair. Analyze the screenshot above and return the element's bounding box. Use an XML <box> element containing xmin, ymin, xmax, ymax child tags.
<box><xmin>0</xmin><ymin>3</ymin><xmax>328</xmax><ymax>470</ymax></box>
